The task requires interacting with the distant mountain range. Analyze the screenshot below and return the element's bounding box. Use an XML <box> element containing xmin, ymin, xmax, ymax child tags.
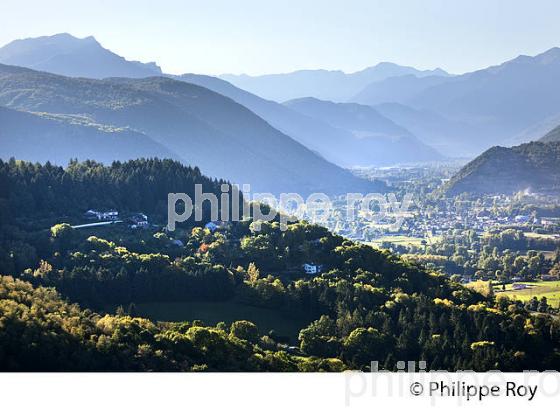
<box><xmin>0</xmin><ymin>33</ymin><xmax>446</xmax><ymax>170</ymax></box>
<box><xmin>283</xmin><ymin>97</ymin><xmax>443</xmax><ymax>165</ymax></box>
<box><xmin>367</xmin><ymin>48</ymin><xmax>560</xmax><ymax>156</ymax></box>
<box><xmin>0</xmin><ymin>33</ymin><xmax>162</xmax><ymax>78</ymax></box>
<box><xmin>0</xmin><ymin>64</ymin><xmax>381</xmax><ymax>195</ymax></box>
<box><xmin>3</xmin><ymin>33</ymin><xmax>560</xmax><ymax>169</ymax></box>
<box><xmin>220</xmin><ymin>63</ymin><xmax>449</xmax><ymax>102</ymax></box>
<box><xmin>374</xmin><ymin>102</ymin><xmax>482</xmax><ymax>157</ymax></box>
<box><xmin>178</xmin><ymin>74</ymin><xmax>443</xmax><ymax>166</ymax></box>
<box><xmin>222</xmin><ymin>48</ymin><xmax>560</xmax><ymax>158</ymax></box>
<box><xmin>407</xmin><ymin>48</ymin><xmax>560</xmax><ymax>150</ymax></box>
<box><xmin>351</xmin><ymin>74</ymin><xmax>452</xmax><ymax>106</ymax></box>
<box><xmin>444</xmin><ymin>139</ymin><xmax>560</xmax><ymax>196</ymax></box>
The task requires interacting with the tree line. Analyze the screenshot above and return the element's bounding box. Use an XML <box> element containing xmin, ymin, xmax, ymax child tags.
<box><xmin>1</xmin><ymin>159</ymin><xmax>560</xmax><ymax>371</ymax></box>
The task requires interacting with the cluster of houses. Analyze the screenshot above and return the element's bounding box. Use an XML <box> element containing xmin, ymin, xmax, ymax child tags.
<box><xmin>84</xmin><ymin>209</ymin><xmax>149</xmax><ymax>229</ymax></box>
<box><xmin>84</xmin><ymin>209</ymin><xmax>119</xmax><ymax>221</ymax></box>
<box><xmin>325</xmin><ymin>199</ymin><xmax>560</xmax><ymax>244</ymax></box>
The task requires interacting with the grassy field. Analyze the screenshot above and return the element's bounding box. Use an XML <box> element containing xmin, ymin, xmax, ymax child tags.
<box><xmin>367</xmin><ymin>235</ymin><xmax>440</xmax><ymax>249</ymax></box>
<box><xmin>494</xmin><ymin>280</ymin><xmax>560</xmax><ymax>307</ymax></box>
<box><xmin>129</xmin><ymin>301</ymin><xmax>316</xmax><ymax>342</ymax></box>
<box><xmin>525</xmin><ymin>232</ymin><xmax>559</xmax><ymax>240</ymax></box>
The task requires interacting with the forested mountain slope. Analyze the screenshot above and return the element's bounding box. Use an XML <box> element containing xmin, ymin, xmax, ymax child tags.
<box><xmin>1</xmin><ymin>159</ymin><xmax>560</xmax><ymax>371</ymax></box>
<box><xmin>0</xmin><ymin>106</ymin><xmax>177</xmax><ymax>164</ymax></box>
<box><xmin>444</xmin><ymin>141</ymin><xmax>560</xmax><ymax>195</ymax></box>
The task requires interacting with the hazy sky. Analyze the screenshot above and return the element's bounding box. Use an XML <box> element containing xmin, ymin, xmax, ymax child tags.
<box><xmin>1</xmin><ymin>0</ymin><xmax>559</xmax><ymax>75</ymax></box>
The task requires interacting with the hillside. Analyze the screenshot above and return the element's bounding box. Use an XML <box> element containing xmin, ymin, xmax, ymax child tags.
<box><xmin>0</xmin><ymin>64</ymin><xmax>380</xmax><ymax>195</ymax></box>
<box><xmin>506</xmin><ymin>113</ymin><xmax>560</xmax><ymax>146</ymax></box>
<box><xmin>176</xmin><ymin>74</ymin><xmax>361</xmax><ymax>166</ymax></box>
<box><xmin>2</xmin><ymin>158</ymin><xmax>560</xmax><ymax>371</ymax></box>
<box><xmin>0</xmin><ymin>33</ymin><xmax>162</xmax><ymax>78</ymax></box>
<box><xmin>375</xmin><ymin>102</ymin><xmax>481</xmax><ymax>157</ymax></box>
<box><xmin>220</xmin><ymin>63</ymin><xmax>449</xmax><ymax>102</ymax></box>
<box><xmin>0</xmin><ymin>158</ymin><xmax>232</xmax><ymax>224</ymax></box>
<box><xmin>409</xmin><ymin>47</ymin><xmax>560</xmax><ymax>149</ymax></box>
<box><xmin>6</xmin><ymin>34</ymin><xmax>560</xmax><ymax>161</ymax></box>
<box><xmin>351</xmin><ymin>74</ymin><xmax>452</xmax><ymax>106</ymax></box>
<box><xmin>0</xmin><ymin>106</ymin><xmax>177</xmax><ymax>164</ymax></box>
<box><xmin>0</xmin><ymin>33</ymin><xmax>456</xmax><ymax>163</ymax></box>
<box><xmin>284</xmin><ymin>97</ymin><xmax>444</xmax><ymax>165</ymax></box>
<box><xmin>349</xmin><ymin>48</ymin><xmax>560</xmax><ymax>157</ymax></box>
<box><xmin>444</xmin><ymin>141</ymin><xmax>560</xmax><ymax>196</ymax></box>
<box><xmin>179</xmin><ymin>74</ymin><xmax>441</xmax><ymax>166</ymax></box>
<box><xmin>540</xmin><ymin>124</ymin><xmax>560</xmax><ymax>142</ymax></box>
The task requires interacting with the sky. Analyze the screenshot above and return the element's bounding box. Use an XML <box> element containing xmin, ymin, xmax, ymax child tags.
<box><xmin>0</xmin><ymin>0</ymin><xmax>559</xmax><ymax>76</ymax></box>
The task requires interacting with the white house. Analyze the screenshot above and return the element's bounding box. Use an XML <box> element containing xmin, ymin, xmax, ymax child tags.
<box><xmin>303</xmin><ymin>263</ymin><xmax>322</xmax><ymax>275</ymax></box>
<box><xmin>129</xmin><ymin>213</ymin><xmax>148</xmax><ymax>228</ymax></box>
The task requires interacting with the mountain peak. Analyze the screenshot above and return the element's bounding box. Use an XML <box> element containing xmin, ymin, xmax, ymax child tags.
<box><xmin>3</xmin><ymin>33</ymin><xmax>98</xmax><ymax>48</ymax></box>
<box><xmin>535</xmin><ymin>46</ymin><xmax>560</xmax><ymax>63</ymax></box>
<box><xmin>81</xmin><ymin>35</ymin><xmax>100</xmax><ymax>44</ymax></box>
<box><xmin>485</xmin><ymin>46</ymin><xmax>560</xmax><ymax>75</ymax></box>
<box><xmin>372</xmin><ymin>61</ymin><xmax>400</xmax><ymax>69</ymax></box>
<box><xmin>0</xmin><ymin>33</ymin><xmax>161</xmax><ymax>79</ymax></box>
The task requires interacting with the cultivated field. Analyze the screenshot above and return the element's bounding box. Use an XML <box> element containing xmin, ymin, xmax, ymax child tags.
<box><xmin>494</xmin><ymin>280</ymin><xmax>560</xmax><ymax>307</ymax></box>
<box><xmin>367</xmin><ymin>235</ymin><xmax>440</xmax><ymax>249</ymax></box>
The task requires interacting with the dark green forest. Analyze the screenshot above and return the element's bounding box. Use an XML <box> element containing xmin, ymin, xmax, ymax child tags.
<box><xmin>1</xmin><ymin>159</ymin><xmax>560</xmax><ymax>371</ymax></box>
<box><xmin>445</xmin><ymin>141</ymin><xmax>560</xmax><ymax>196</ymax></box>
